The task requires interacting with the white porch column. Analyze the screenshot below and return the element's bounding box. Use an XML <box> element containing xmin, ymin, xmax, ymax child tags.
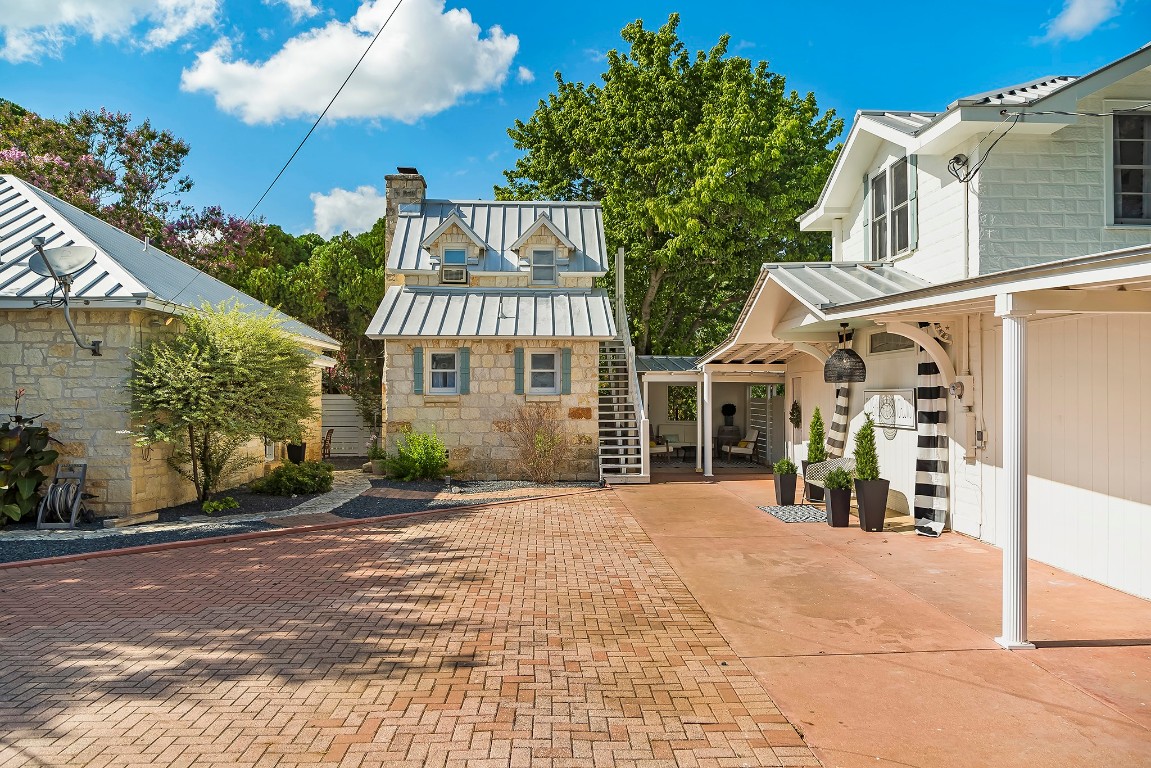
<box><xmin>996</xmin><ymin>308</ymin><xmax>1035</xmax><ymax>650</ymax></box>
<box><xmin>702</xmin><ymin>368</ymin><xmax>714</xmax><ymax>477</ymax></box>
<box><xmin>695</xmin><ymin>379</ymin><xmax>703</xmax><ymax>473</ymax></box>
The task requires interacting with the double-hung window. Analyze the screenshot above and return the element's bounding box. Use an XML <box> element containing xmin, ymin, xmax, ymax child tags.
<box><xmin>532</xmin><ymin>248</ymin><xmax>556</xmax><ymax>284</ymax></box>
<box><xmin>869</xmin><ymin>157</ymin><xmax>912</xmax><ymax>259</ymax></box>
<box><xmin>441</xmin><ymin>248</ymin><xmax>467</xmax><ymax>284</ymax></box>
<box><xmin>429</xmin><ymin>351</ymin><xmax>459</xmax><ymax>395</ymax></box>
<box><xmin>1114</xmin><ymin>113</ymin><xmax>1151</xmax><ymax>225</ymax></box>
<box><xmin>528</xmin><ymin>351</ymin><xmax>559</xmax><ymax>394</ymax></box>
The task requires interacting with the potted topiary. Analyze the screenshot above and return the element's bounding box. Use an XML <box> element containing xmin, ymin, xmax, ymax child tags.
<box><xmin>721</xmin><ymin>402</ymin><xmax>737</xmax><ymax>426</ymax></box>
<box><xmin>773</xmin><ymin>457</ymin><xmax>798</xmax><ymax>506</ymax></box>
<box><xmin>803</xmin><ymin>407</ymin><xmax>827</xmax><ymax>502</ymax></box>
<box><xmin>852</xmin><ymin>415</ymin><xmax>889</xmax><ymax>532</ymax></box>
<box><xmin>824</xmin><ymin>466</ymin><xmax>853</xmax><ymax>527</ymax></box>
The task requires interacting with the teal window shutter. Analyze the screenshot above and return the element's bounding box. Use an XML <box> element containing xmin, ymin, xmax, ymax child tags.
<box><xmin>907</xmin><ymin>155</ymin><xmax>919</xmax><ymax>251</ymax></box>
<box><xmin>861</xmin><ymin>173</ymin><xmax>871</xmax><ymax>261</ymax></box>
<box><xmin>459</xmin><ymin>347</ymin><xmax>470</xmax><ymax>395</ymax></box>
<box><xmin>514</xmin><ymin>347</ymin><xmax>524</xmax><ymax>395</ymax></box>
<box><xmin>561</xmin><ymin>348</ymin><xmax>572</xmax><ymax>395</ymax></box>
<box><xmin>412</xmin><ymin>347</ymin><xmax>424</xmax><ymax>395</ymax></box>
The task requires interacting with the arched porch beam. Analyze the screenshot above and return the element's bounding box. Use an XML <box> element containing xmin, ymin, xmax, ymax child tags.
<box><xmin>879</xmin><ymin>321</ymin><xmax>956</xmax><ymax>388</ymax></box>
<box><xmin>792</xmin><ymin>342</ymin><xmax>829</xmax><ymax>364</ymax></box>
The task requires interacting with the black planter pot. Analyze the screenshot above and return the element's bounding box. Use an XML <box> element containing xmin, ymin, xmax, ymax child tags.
<box><xmin>800</xmin><ymin>461</ymin><xmax>824</xmax><ymax>502</ymax></box>
<box><xmin>854</xmin><ymin>478</ymin><xmax>890</xmax><ymax>532</ymax></box>
<box><xmin>286</xmin><ymin>443</ymin><xmax>306</xmax><ymax>464</ymax></box>
<box><xmin>774</xmin><ymin>473</ymin><xmax>797</xmax><ymax>506</ymax></box>
<box><xmin>825</xmin><ymin>488</ymin><xmax>852</xmax><ymax>527</ymax></box>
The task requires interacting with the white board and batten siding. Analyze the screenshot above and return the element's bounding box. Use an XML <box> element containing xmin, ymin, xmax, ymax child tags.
<box><xmin>980</xmin><ymin>314</ymin><xmax>1151</xmax><ymax>600</ymax></box>
<box><xmin>321</xmin><ymin>394</ymin><xmax>374</xmax><ymax>457</ymax></box>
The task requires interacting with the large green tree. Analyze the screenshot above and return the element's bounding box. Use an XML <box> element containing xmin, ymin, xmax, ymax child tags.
<box><xmin>497</xmin><ymin>15</ymin><xmax>842</xmax><ymax>354</ymax></box>
<box><xmin>129</xmin><ymin>304</ymin><xmax>318</xmax><ymax>501</ymax></box>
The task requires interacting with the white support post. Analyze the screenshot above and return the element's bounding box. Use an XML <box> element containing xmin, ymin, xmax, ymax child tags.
<box><xmin>996</xmin><ymin>310</ymin><xmax>1034</xmax><ymax>650</ymax></box>
<box><xmin>695</xmin><ymin>379</ymin><xmax>703</xmax><ymax>473</ymax></box>
<box><xmin>703</xmin><ymin>368</ymin><xmax>714</xmax><ymax>477</ymax></box>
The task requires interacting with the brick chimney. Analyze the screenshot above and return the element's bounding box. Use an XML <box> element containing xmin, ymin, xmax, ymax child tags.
<box><xmin>384</xmin><ymin>166</ymin><xmax>426</xmax><ymax>258</ymax></box>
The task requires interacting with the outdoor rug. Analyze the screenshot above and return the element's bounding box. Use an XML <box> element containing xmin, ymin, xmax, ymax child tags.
<box><xmin>758</xmin><ymin>504</ymin><xmax>827</xmax><ymax>523</ymax></box>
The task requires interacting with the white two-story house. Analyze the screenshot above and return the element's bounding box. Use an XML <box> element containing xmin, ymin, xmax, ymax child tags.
<box><xmin>700</xmin><ymin>46</ymin><xmax>1151</xmax><ymax>644</ymax></box>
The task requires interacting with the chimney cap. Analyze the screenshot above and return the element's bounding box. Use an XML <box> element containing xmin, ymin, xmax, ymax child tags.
<box><xmin>396</xmin><ymin>166</ymin><xmax>419</xmax><ymax>174</ymax></box>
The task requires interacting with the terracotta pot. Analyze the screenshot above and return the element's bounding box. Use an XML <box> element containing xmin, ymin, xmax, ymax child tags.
<box><xmin>854</xmin><ymin>478</ymin><xmax>890</xmax><ymax>532</ymax></box>
<box><xmin>774</xmin><ymin>473</ymin><xmax>797</xmax><ymax>506</ymax></box>
<box><xmin>825</xmin><ymin>487</ymin><xmax>852</xmax><ymax>527</ymax></box>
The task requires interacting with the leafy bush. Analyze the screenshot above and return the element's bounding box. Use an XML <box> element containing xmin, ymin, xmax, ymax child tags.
<box><xmin>509</xmin><ymin>405</ymin><xmax>571</xmax><ymax>483</ymax></box>
<box><xmin>807</xmin><ymin>407</ymin><xmax>827</xmax><ymax>465</ymax></box>
<box><xmin>0</xmin><ymin>421</ymin><xmax>59</xmax><ymax>523</ymax></box>
<box><xmin>202</xmin><ymin>496</ymin><xmax>240</xmax><ymax>515</ymax></box>
<box><xmin>386</xmin><ymin>432</ymin><xmax>448</xmax><ymax>481</ymax></box>
<box><xmin>853</xmin><ymin>415</ymin><xmax>881</xmax><ymax>481</ymax></box>
<box><xmin>824</xmin><ymin>466</ymin><xmax>853</xmax><ymax>491</ymax></box>
<box><xmin>367</xmin><ymin>441</ymin><xmax>387</xmax><ymax>461</ymax></box>
<box><xmin>251</xmin><ymin>460</ymin><xmax>334</xmax><ymax>496</ymax></box>
<box><xmin>773</xmin><ymin>457</ymin><xmax>797</xmax><ymax>475</ymax></box>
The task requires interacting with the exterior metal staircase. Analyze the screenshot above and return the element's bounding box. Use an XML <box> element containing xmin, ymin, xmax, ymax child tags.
<box><xmin>598</xmin><ymin>338</ymin><xmax>649</xmax><ymax>483</ymax></box>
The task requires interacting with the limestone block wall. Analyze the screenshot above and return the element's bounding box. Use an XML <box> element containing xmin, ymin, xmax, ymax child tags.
<box><xmin>383</xmin><ymin>338</ymin><xmax>600</xmax><ymax>480</ymax></box>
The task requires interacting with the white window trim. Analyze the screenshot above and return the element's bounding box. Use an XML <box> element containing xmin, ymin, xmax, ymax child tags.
<box><xmin>1105</xmin><ymin>99</ymin><xmax>1151</xmax><ymax>228</ymax></box>
<box><xmin>527</xmin><ymin>349</ymin><xmax>560</xmax><ymax>395</ymax></box>
<box><xmin>428</xmin><ymin>350</ymin><xmax>460</xmax><ymax>395</ymax></box>
<box><xmin>869</xmin><ymin>158</ymin><xmax>911</xmax><ymax>260</ymax></box>
<box><xmin>531</xmin><ymin>247</ymin><xmax>557</xmax><ymax>284</ymax></box>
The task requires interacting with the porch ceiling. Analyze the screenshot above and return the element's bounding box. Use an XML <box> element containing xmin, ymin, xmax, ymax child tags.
<box><xmin>707</xmin><ymin>342</ymin><xmax>801</xmax><ymax>366</ymax></box>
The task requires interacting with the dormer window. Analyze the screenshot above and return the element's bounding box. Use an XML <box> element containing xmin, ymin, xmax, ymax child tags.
<box><xmin>441</xmin><ymin>248</ymin><xmax>468</xmax><ymax>284</ymax></box>
<box><xmin>532</xmin><ymin>249</ymin><xmax>556</xmax><ymax>284</ymax></box>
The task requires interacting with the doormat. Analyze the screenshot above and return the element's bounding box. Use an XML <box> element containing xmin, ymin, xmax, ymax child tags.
<box><xmin>758</xmin><ymin>505</ymin><xmax>827</xmax><ymax>523</ymax></box>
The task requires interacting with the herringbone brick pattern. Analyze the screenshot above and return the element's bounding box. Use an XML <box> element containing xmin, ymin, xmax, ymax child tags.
<box><xmin>0</xmin><ymin>493</ymin><xmax>816</xmax><ymax>767</ymax></box>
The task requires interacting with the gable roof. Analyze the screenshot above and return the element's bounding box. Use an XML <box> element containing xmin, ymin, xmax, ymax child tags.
<box><xmin>419</xmin><ymin>212</ymin><xmax>488</xmax><ymax>252</ymax></box>
<box><xmin>508</xmin><ymin>213</ymin><xmax>578</xmax><ymax>252</ymax></box>
<box><xmin>389</xmin><ymin>199</ymin><xmax>607</xmax><ymax>274</ymax></box>
<box><xmin>0</xmin><ymin>175</ymin><xmax>338</xmax><ymax>349</ymax></box>
<box><xmin>801</xmin><ymin>45</ymin><xmax>1151</xmax><ymax>230</ymax></box>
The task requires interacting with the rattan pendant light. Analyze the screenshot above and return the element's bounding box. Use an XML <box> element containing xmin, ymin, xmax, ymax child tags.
<box><xmin>824</xmin><ymin>323</ymin><xmax>866</xmax><ymax>383</ymax></box>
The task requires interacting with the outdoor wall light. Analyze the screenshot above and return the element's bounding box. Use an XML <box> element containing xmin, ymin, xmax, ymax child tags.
<box><xmin>823</xmin><ymin>323</ymin><xmax>866</xmax><ymax>383</ymax></box>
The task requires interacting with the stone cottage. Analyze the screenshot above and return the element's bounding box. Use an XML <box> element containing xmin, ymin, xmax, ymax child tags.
<box><xmin>0</xmin><ymin>174</ymin><xmax>339</xmax><ymax>525</ymax></box>
<box><xmin>366</xmin><ymin>169</ymin><xmax>626</xmax><ymax>480</ymax></box>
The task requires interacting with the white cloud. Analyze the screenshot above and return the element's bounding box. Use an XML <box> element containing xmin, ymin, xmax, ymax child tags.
<box><xmin>1042</xmin><ymin>0</ymin><xmax>1121</xmax><ymax>42</ymax></box>
<box><xmin>181</xmin><ymin>0</ymin><xmax>519</xmax><ymax>124</ymax></box>
<box><xmin>0</xmin><ymin>0</ymin><xmax>218</xmax><ymax>63</ymax></box>
<box><xmin>516</xmin><ymin>65</ymin><xmax>534</xmax><ymax>84</ymax></box>
<box><xmin>310</xmin><ymin>185</ymin><xmax>386</xmax><ymax>237</ymax></box>
<box><xmin>264</xmin><ymin>0</ymin><xmax>321</xmax><ymax>23</ymax></box>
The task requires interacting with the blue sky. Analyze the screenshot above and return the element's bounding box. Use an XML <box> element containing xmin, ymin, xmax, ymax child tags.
<box><xmin>1</xmin><ymin>0</ymin><xmax>1148</xmax><ymax>237</ymax></box>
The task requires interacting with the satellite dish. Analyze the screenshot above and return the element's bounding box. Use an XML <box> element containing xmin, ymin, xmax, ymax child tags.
<box><xmin>28</xmin><ymin>245</ymin><xmax>97</xmax><ymax>279</ymax></box>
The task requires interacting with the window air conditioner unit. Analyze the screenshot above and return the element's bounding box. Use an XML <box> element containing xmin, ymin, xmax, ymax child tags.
<box><xmin>441</xmin><ymin>266</ymin><xmax>467</xmax><ymax>284</ymax></box>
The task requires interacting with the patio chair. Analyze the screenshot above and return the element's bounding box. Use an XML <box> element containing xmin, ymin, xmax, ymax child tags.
<box><xmin>803</xmin><ymin>456</ymin><xmax>856</xmax><ymax>502</ymax></box>
<box><xmin>648</xmin><ymin>425</ymin><xmax>673</xmax><ymax>462</ymax></box>
<box><xmin>321</xmin><ymin>428</ymin><xmax>334</xmax><ymax>460</ymax></box>
<box><xmin>723</xmin><ymin>429</ymin><xmax>760</xmax><ymax>463</ymax></box>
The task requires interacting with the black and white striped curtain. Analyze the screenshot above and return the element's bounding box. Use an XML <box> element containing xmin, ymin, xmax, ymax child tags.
<box><xmin>826</xmin><ymin>386</ymin><xmax>850</xmax><ymax>458</ymax></box>
<box><xmin>914</xmin><ymin>347</ymin><xmax>949</xmax><ymax>537</ymax></box>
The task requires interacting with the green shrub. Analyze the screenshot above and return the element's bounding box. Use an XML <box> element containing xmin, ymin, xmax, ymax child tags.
<box><xmin>386</xmin><ymin>431</ymin><xmax>448</xmax><ymax>481</ymax></box>
<box><xmin>824</xmin><ymin>466</ymin><xmax>853</xmax><ymax>491</ymax></box>
<box><xmin>773</xmin><ymin>457</ymin><xmax>797</xmax><ymax>475</ymax></box>
<box><xmin>807</xmin><ymin>407</ymin><xmax>827</xmax><ymax>465</ymax></box>
<box><xmin>0</xmin><ymin>421</ymin><xmax>59</xmax><ymax>523</ymax></box>
<box><xmin>202</xmin><ymin>496</ymin><xmax>240</xmax><ymax>515</ymax></box>
<box><xmin>366</xmin><ymin>441</ymin><xmax>387</xmax><ymax>460</ymax></box>
<box><xmin>853</xmin><ymin>415</ymin><xmax>881</xmax><ymax>481</ymax></box>
<box><xmin>251</xmin><ymin>460</ymin><xmax>334</xmax><ymax>496</ymax></box>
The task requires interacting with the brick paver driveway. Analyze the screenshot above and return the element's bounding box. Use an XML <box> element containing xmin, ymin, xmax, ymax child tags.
<box><xmin>0</xmin><ymin>492</ymin><xmax>816</xmax><ymax>767</ymax></box>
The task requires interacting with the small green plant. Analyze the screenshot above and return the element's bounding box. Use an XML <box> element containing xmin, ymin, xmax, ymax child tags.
<box><xmin>367</xmin><ymin>442</ymin><xmax>387</xmax><ymax>461</ymax></box>
<box><xmin>773</xmin><ymin>457</ymin><xmax>797</xmax><ymax>475</ymax></box>
<box><xmin>0</xmin><ymin>390</ymin><xmax>59</xmax><ymax>523</ymax></box>
<box><xmin>202</xmin><ymin>496</ymin><xmax>240</xmax><ymax>515</ymax></box>
<box><xmin>386</xmin><ymin>431</ymin><xmax>448</xmax><ymax>481</ymax></box>
<box><xmin>824</xmin><ymin>466</ymin><xmax>853</xmax><ymax>491</ymax></box>
<box><xmin>853</xmin><ymin>415</ymin><xmax>881</xmax><ymax>481</ymax></box>
<box><xmin>807</xmin><ymin>407</ymin><xmax>827</xmax><ymax>465</ymax></box>
<box><xmin>789</xmin><ymin>400</ymin><xmax>801</xmax><ymax>429</ymax></box>
<box><xmin>251</xmin><ymin>460</ymin><xmax>334</xmax><ymax>495</ymax></box>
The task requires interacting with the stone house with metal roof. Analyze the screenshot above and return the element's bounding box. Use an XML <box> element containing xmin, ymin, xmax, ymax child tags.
<box><xmin>694</xmin><ymin>45</ymin><xmax>1151</xmax><ymax>643</ymax></box>
<box><xmin>367</xmin><ymin>169</ymin><xmax>643</xmax><ymax>481</ymax></box>
<box><xmin>0</xmin><ymin>174</ymin><xmax>339</xmax><ymax>525</ymax></box>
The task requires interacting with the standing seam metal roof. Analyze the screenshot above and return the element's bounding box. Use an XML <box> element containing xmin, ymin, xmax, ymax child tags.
<box><xmin>389</xmin><ymin>199</ymin><xmax>607</xmax><ymax>274</ymax></box>
<box><xmin>367</xmin><ymin>285</ymin><xmax>616</xmax><ymax>339</ymax></box>
<box><xmin>765</xmin><ymin>262</ymin><xmax>931</xmax><ymax>310</ymax></box>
